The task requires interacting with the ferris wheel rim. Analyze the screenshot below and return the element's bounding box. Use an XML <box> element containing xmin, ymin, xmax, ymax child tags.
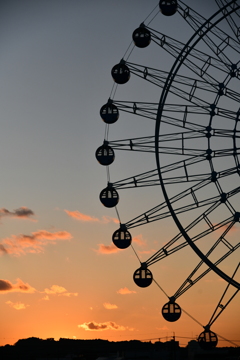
<box><xmin>155</xmin><ymin>0</ymin><xmax>240</xmax><ymax>289</ymax></box>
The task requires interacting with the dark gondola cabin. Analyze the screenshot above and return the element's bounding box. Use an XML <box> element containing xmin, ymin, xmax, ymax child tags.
<box><xmin>132</xmin><ymin>26</ymin><xmax>151</xmax><ymax>48</ymax></box>
<box><xmin>95</xmin><ymin>144</ymin><xmax>115</xmax><ymax>166</ymax></box>
<box><xmin>162</xmin><ymin>300</ymin><xmax>181</xmax><ymax>322</ymax></box>
<box><xmin>133</xmin><ymin>267</ymin><xmax>153</xmax><ymax>287</ymax></box>
<box><xmin>159</xmin><ymin>0</ymin><xmax>178</xmax><ymax>16</ymax></box>
<box><xmin>111</xmin><ymin>62</ymin><xmax>130</xmax><ymax>84</ymax></box>
<box><xmin>100</xmin><ymin>101</ymin><xmax>119</xmax><ymax>124</ymax></box>
<box><xmin>112</xmin><ymin>225</ymin><xmax>132</xmax><ymax>249</ymax></box>
<box><xmin>99</xmin><ymin>185</ymin><xmax>119</xmax><ymax>208</ymax></box>
<box><xmin>198</xmin><ymin>329</ymin><xmax>218</xmax><ymax>350</ymax></box>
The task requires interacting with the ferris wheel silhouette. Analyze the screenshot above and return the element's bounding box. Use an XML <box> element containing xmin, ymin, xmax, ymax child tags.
<box><xmin>96</xmin><ymin>0</ymin><xmax>240</xmax><ymax>350</ymax></box>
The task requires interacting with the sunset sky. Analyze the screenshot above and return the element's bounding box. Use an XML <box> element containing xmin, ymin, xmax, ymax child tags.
<box><xmin>0</xmin><ymin>0</ymin><xmax>239</xmax><ymax>348</ymax></box>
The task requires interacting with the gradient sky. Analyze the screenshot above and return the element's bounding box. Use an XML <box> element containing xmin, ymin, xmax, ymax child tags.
<box><xmin>0</xmin><ymin>0</ymin><xmax>239</xmax><ymax>348</ymax></box>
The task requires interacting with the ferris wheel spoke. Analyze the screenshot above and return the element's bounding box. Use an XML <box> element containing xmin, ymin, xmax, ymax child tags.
<box><xmin>126</xmin><ymin>109</ymin><xmax>240</xmax><ymax>137</ymax></box>
<box><xmin>125</xmin><ymin>176</ymin><xmax>235</xmax><ymax>229</ymax></box>
<box><xmin>112</xmin><ymin>100</ymin><xmax>157</xmax><ymax>121</ymax></box>
<box><xmin>213</xmin><ymin>107</ymin><xmax>240</xmax><ymax>121</ymax></box>
<box><xmin>112</xmin><ymin>168</ymin><xmax>159</xmax><ymax>189</ymax></box>
<box><xmin>126</xmin><ymin>62</ymin><xmax>219</xmax><ymax>108</ymax></box>
<box><xmin>178</xmin><ymin>0</ymin><xmax>240</xmax><ymax>66</ymax></box>
<box><xmin>145</xmin><ymin>212</ymin><xmax>235</xmax><ymax>267</ymax></box>
<box><xmin>108</xmin><ymin>129</ymin><xmax>207</xmax><ymax>153</ymax></box>
<box><xmin>109</xmin><ymin>100</ymin><xmax>212</xmax><ymax>133</ymax></box>
<box><xmin>173</xmin><ymin>244</ymin><xmax>240</xmax><ymax>299</ymax></box>
<box><xmin>111</xmin><ymin>100</ymin><xmax>218</xmax><ymax>127</ymax></box>
<box><xmin>109</xmin><ymin>136</ymin><xmax>155</xmax><ymax>153</ymax></box>
<box><xmin>208</xmin><ymin>263</ymin><xmax>240</xmax><ymax>327</ymax></box>
<box><xmin>113</xmin><ymin>171</ymin><xmax>214</xmax><ymax>190</ymax></box>
<box><xmin>161</xmin><ymin>106</ymin><xmax>239</xmax><ymax>132</ymax></box>
<box><xmin>126</xmin><ymin>60</ymin><xmax>240</xmax><ymax>107</ymax></box>
<box><xmin>117</xmin><ymin>158</ymin><xmax>239</xmax><ymax>229</ymax></box>
<box><xmin>173</xmin><ymin>221</ymin><xmax>238</xmax><ymax>298</ymax></box>
<box><xmin>114</xmin><ymin>101</ymin><xmax>213</xmax><ymax>117</ymax></box>
<box><xmin>146</xmin><ymin>25</ymin><xmax>231</xmax><ymax>84</ymax></box>
<box><xmin>218</xmin><ymin>86</ymin><xmax>240</xmax><ymax>103</ymax></box>
<box><xmin>160</xmin><ymin>113</ymin><xmax>207</xmax><ymax>132</ymax></box>
<box><xmin>163</xmin><ymin>165</ymin><xmax>239</xmax><ymax>185</ymax></box>
<box><xmin>146</xmin><ymin>202</ymin><xmax>236</xmax><ymax>266</ymax></box>
<box><xmin>215</xmin><ymin>0</ymin><xmax>240</xmax><ymax>42</ymax></box>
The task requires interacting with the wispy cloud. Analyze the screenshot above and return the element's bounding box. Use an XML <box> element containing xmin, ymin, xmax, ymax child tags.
<box><xmin>78</xmin><ymin>321</ymin><xmax>133</xmax><ymax>331</ymax></box>
<box><xmin>65</xmin><ymin>210</ymin><xmax>99</xmax><ymax>222</ymax></box>
<box><xmin>0</xmin><ymin>244</ymin><xmax>8</xmax><ymax>254</ymax></box>
<box><xmin>0</xmin><ymin>207</ymin><xmax>35</xmax><ymax>220</ymax></box>
<box><xmin>94</xmin><ymin>244</ymin><xmax>120</xmax><ymax>254</ymax></box>
<box><xmin>101</xmin><ymin>216</ymin><xmax>119</xmax><ymax>224</ymax></box>
<box><xmin>6</xmin><ymin>301</ymin><xmax>29</xmax><ymax>310</ymax></box>
<box><xmin>65</xmin><ymin>210</ymin><xmax>118</xmax><ymax>224</ymax></box>
<box><xmin>133</xmin><ymin>234</ymin><xmax>147</xmax><ymax>247</ymax></box>
<box><xmin>215</xmin><ymin>223</ymin><xmax>239</xmax><ymax>235</ymax></box>
<box><xmin>156</xmin><ymin>326</ymin><xmax>170</xmax><ymax>331</ymax></box>
<box><xmin>0</xmin><ymin>279</ymin><xmax>36</xmax><ymax>293</ymax></box>
<box><xmin>103</xmin><ymin>302</ymin><xmax>118</xmax><ymax>310</ymax></box>
<box><xmin>0</xmin><ymin>230</ymin><xmax>72</xmax><ymax>256</ymax></box>
<box><xmin>0</xmin><ymin>279</ymin><xmax>78</xmax><ymax>303</ymax></box>
<box><xmin>43</xmin><ymin>285</ymin><xmax>78</xmax><ymax>297</ymax></box>
<box><xmin>117</xmin><ymin>287</ymin><xmax>136</xmax><ymax>295</ymax></box>
<box><xmin>132</xmin><ymin>235</ymin><xmax>156</xmax><ymax>255</ymax></box>
<box><xmin>138</xmin><ymin>249</ymin><xmax>156</xmax><ymax>255</ymax></box>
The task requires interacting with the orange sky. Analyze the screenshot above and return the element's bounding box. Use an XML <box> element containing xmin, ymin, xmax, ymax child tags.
<box><xmin>1</xmin><ymin>210</ymin><xmax>239</xmax><ymax>347</ymax></box>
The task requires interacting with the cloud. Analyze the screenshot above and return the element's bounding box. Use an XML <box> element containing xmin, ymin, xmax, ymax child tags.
<box><xmin>78</xmin><ymin>321</ymin><xmax>131</xmax><ymax>331</ymax></box>
<box><xmin>44</xmin><ymin>285</ymin><xmax>67</xmax><ymax>294</ymax></box>
<box><xmin>0</xmin><ymin>207</ymin><xmax>35</xmax><ymax>220</ymax></box>
<box><xmin>0</xmin><ymin>279</ymin><xmax>36</xmax><ymax>294</ymax></box>
<box><xmin>0</xmin><ymin>230</ymin><xmax>72</xmax><ymax>256</ymax></box>
<box><xmin>215</xmin><ymin>223</ymin><xmax>239</xmax><ymax>235</ymax></box>
<box><xmin>117</xmin><ymin>287</ymin><xmax>136</xmax><ymax>295</ymax></box>
<box><xmin>62</xmin><ymin>292</ymin><xmax>78</xmax><ymax>297</ymax></box>
<box><xmin>103</xmin><ymin>302</ymin><xmax>118</xmax><ymax>310</ymax></box>
<box><xmin>138</xmin><ymin>249</ymin><xmax>156</xmax><ymax>255</ymax></box>
<box><xmin>0</xmin><ymin>244</ymin><xmax>8</xmax><ymax>254</ymax></box>
<box><xmin>132</xmin><ymin>235</ymin><xmax>156</xmax><ymax>256</ymax></box>
<box><xmin>65</xmin><ymin>210</ymin><xmax>118</xmax><ymax>225</ymax></box>
<box><xmin>133</xmin><ymin>234</ymin><xmax>147</xmax><ymax>247</ymax></box>
<box><xmin>6</xmin><ymin>301</ymin><xmax>29</xmax><ymax>310</ymax></box>
<box><xmin>0</xmin><ymin>279</ymin><xmax>78</xmax><ymax>301</ymax></box>
<box><xmin>101</xmin><ymin>216</ymin><xmax>119</xmax><ymax>224</ymax></box>
<box><xmin>156</xmin><ymin>326</ymin><xmax>170</xmax><ymax>331</ymax></box>
<box><xmin>43</xmin><ymin>285</ymin><xmax>78</xmax><ymax>297</ymax></box>
<box><xmin>65</xmin><ymin>210</ymin><xmax>99</xmax><ymax>222</ymax></box>
<box><xmin>94</xmin><ymin>244</ymin><xmax>120</xmax><ymax>254</ymax></box>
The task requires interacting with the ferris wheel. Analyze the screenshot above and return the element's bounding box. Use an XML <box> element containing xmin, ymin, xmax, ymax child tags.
<box><xmin>96</xmin><ymin>0</ymin><xmax>240</xmax><ymax>349</ymax></box>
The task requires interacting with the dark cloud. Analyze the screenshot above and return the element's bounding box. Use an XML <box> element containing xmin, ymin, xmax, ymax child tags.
<box><xmin>0</xmin><ymin>207</ymin><xmax>34</xmax><ymax>219</ymax></box>
<box><xmin>0</xmin><ymin>244</ymin><xmax>8</xmax><ymax>254</ymax></box>
<box><xmin>88</xmin><ymin>322</ymin><xmax>108</xmax><ymax>330</ymax></box>
<box><xmin>0</xmin><ymin>279</ymin><xmax>35</xmax><ymax>293</ymax></box>
<box><xmin>13</xmin><ymin>208</ymin><xmax>34</xmax><ymax>217</ymax></box>
<box><xmin>95</xmin><ymin>244</ymin><xmax>120</xmax><ymax>254</ymax></box>
<box><xmin>0</xmin><ymin>279</ymin><xmax>13</xmax><ymax>291</ymax></box>
<box><xmin>1</xmin><ymin>230</ymin><xmax>72</xmax><ymax>256</ymax></box>
<box><xmin>78</xmin><ymin>321</ymin><xmax>129</xmax><ymax>331</ymax></box>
